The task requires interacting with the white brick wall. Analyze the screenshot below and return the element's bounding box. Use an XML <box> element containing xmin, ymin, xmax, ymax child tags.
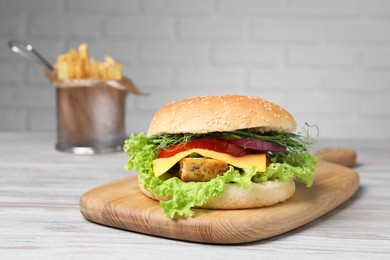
<box><xmin>1</xmin><ymin>0</ymin><xmax>390</xmax><ymax>140</ymax></box>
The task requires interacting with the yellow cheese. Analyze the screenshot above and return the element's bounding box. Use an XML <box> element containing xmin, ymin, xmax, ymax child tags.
<box><xmin>153</xmin><ymin>149</ymin><xmax>266</xmax><ymax>177</ymax></box>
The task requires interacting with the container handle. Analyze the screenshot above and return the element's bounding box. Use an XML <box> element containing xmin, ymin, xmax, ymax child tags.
<box><xmin>8</xmin><ymin>39</ymin><xmax>54</xmax><ymax>71</ymax></box>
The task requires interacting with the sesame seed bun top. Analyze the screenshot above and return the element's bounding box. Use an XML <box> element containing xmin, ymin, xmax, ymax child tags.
<box><xmin>146</xmin><ymin>95</ymin><xmax>297</xmax><ymax>136</ymax></box>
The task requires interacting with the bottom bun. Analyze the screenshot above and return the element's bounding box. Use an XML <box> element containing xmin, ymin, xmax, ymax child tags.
<box><xmin>138</xmin><ymin>177</ymin><xmax>296</xmax><ymax>210</ymax></box>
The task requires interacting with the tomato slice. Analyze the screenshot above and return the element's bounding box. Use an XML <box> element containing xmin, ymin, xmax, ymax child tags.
<box><xmin>158</xmin><ymin>139</ymin><xmax>250</xmax><ymax>158</ymax></box>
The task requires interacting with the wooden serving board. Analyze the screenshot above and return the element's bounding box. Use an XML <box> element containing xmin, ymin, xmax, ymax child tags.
<box><xmin>80</xmin><ymin>162</ymin><xmax>359</xmax><ymax>244</ymax></box>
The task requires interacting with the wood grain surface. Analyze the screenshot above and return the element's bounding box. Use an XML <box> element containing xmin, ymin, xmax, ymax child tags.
<box><xmin>80</xmin><ymin>162</ymin><xmax>359</xmax><ymax>244</ymax></box>
<box><xmin>315</xmin><ymin>147</ymin><xmax>357</xmax><ymax>167</ymax></box>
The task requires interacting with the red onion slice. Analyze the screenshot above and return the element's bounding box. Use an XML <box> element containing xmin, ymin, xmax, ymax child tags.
<box><xmin>227</xmin><ymin>138</ymin><xmax>286</xmax><ymax>152</ymax></box>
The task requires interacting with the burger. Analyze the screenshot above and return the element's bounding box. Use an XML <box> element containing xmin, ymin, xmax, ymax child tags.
<box><xmin>124</xmin><ymin>95</ymin><xmax>317</xmax><ymax>219</ymax></box>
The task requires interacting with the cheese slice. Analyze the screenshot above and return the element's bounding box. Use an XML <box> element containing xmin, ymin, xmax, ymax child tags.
<box><xmin>153</xmin><ymin>149</ymin><xmax>266</xmax><ymax>177</ymax></box>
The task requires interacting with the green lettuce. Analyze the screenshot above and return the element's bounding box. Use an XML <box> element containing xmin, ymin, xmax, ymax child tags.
<box><xmin>253</xmin><ymin>152</ymin><xmax>317</xmax><ymax>187</ymax></box>
<box><xmin>124</xmin><ymin>133</ymin><xmax>317</xmax><ymax>219</ymax></box>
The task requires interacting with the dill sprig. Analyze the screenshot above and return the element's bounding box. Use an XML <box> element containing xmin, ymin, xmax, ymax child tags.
<box><xmin>230</xmin><ymin>123</ymin><xmax>318</xmax><ymax>153</ymax></box>
<box><xmin>149</xmin><ymin>133</ymin><xmax>199</xmax><ymax>150</ymax></box>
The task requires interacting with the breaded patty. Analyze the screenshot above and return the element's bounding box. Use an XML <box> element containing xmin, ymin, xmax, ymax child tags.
<box><xmin>178</xmin><ymin>157</ymin><xmax>229</xmax><ymax>182</ymax></box>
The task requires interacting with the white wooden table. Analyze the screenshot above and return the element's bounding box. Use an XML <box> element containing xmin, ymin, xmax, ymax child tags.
<box><xmin>1</xmin><ymin>132</ymin><xmax>389</xmax><ymax>259</ymax></box>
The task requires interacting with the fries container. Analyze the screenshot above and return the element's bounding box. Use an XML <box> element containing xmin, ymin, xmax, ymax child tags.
<box><xmin>46</xmin><ymin>71</ymin><xmax>144</xmax><ymax>154</ymax></box>
<box><xmin>55</xmin><ymin>86</ymin><xmax>126</xmax><ymax>154</ymax></box>
<box><xmin>8</xmin><ymin>40</ymin><xmax>145</xmax><ymax>154</ymax></box>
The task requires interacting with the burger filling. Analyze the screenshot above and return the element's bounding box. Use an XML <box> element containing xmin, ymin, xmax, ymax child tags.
<box><xmin>153</xmin><ymin>138</ymin><xmax>269</xmax><ymax>181</ymax></box>
<box><xmin>124</xmin><ymin>126</ymin><xmax>318</xmax><ymax>219</ymax></box>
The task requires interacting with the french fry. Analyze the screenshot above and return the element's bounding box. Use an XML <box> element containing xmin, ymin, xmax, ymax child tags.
<box><xmin>79</xmin><ymin>43</ymin><xmax>89</xmax><ymax>78</ymax></box>
<box><xmin>54</xmin><ymin>44</ymin><xmax>122</xmax><ymax>81</ymax></box>
<box><xmin>79</xmin><ymin>44</ymin><xmax>88</xmax><ymax>60</ymax></box>
<box><xmin>104</xmin><ymin>55</ymin><xmax>115</xmax><ymax>65</ymax></box>
<box><xmin>89</xmin><ymin>58</ymin><xmax>99</xmax><ymax>79</ymax></box>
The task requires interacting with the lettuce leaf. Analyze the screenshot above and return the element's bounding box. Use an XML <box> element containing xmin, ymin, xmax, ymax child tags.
<box><xmin>124</xmin><ymin>133</ymin><xmax>316</xmax><ymax>219</ymax></box>
<box><xmin>253</xmin><ymin>152</ymin><xmax>317</xmax><ymax>187</ymax></box>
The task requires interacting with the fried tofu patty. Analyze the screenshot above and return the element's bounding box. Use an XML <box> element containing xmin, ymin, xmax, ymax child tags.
<box><xmin>178</xmin><ymin>157</ymin><xmax>229</xmax><ymax>182</ymax></box>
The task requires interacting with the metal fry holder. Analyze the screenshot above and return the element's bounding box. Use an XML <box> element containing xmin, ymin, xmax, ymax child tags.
<box><xmin>55</xmin><ymin>85</ymin><xmax>126</xmax><ymax>154</ymax></box>
<box><xmin>9</xmin><ymin>39</ymin><xmax>145</xmax><ymax>154</ymax></box>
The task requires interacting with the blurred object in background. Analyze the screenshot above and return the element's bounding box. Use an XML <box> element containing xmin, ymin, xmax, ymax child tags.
<box><xmin>9</xmin><ymin>40</ymin><xmax>144</xmax><ymax>154</ymax></box>
<box><xmin>55</xmin><ymin>85</ymin><xmax>126</xmax><ymax>154</ymax></box>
